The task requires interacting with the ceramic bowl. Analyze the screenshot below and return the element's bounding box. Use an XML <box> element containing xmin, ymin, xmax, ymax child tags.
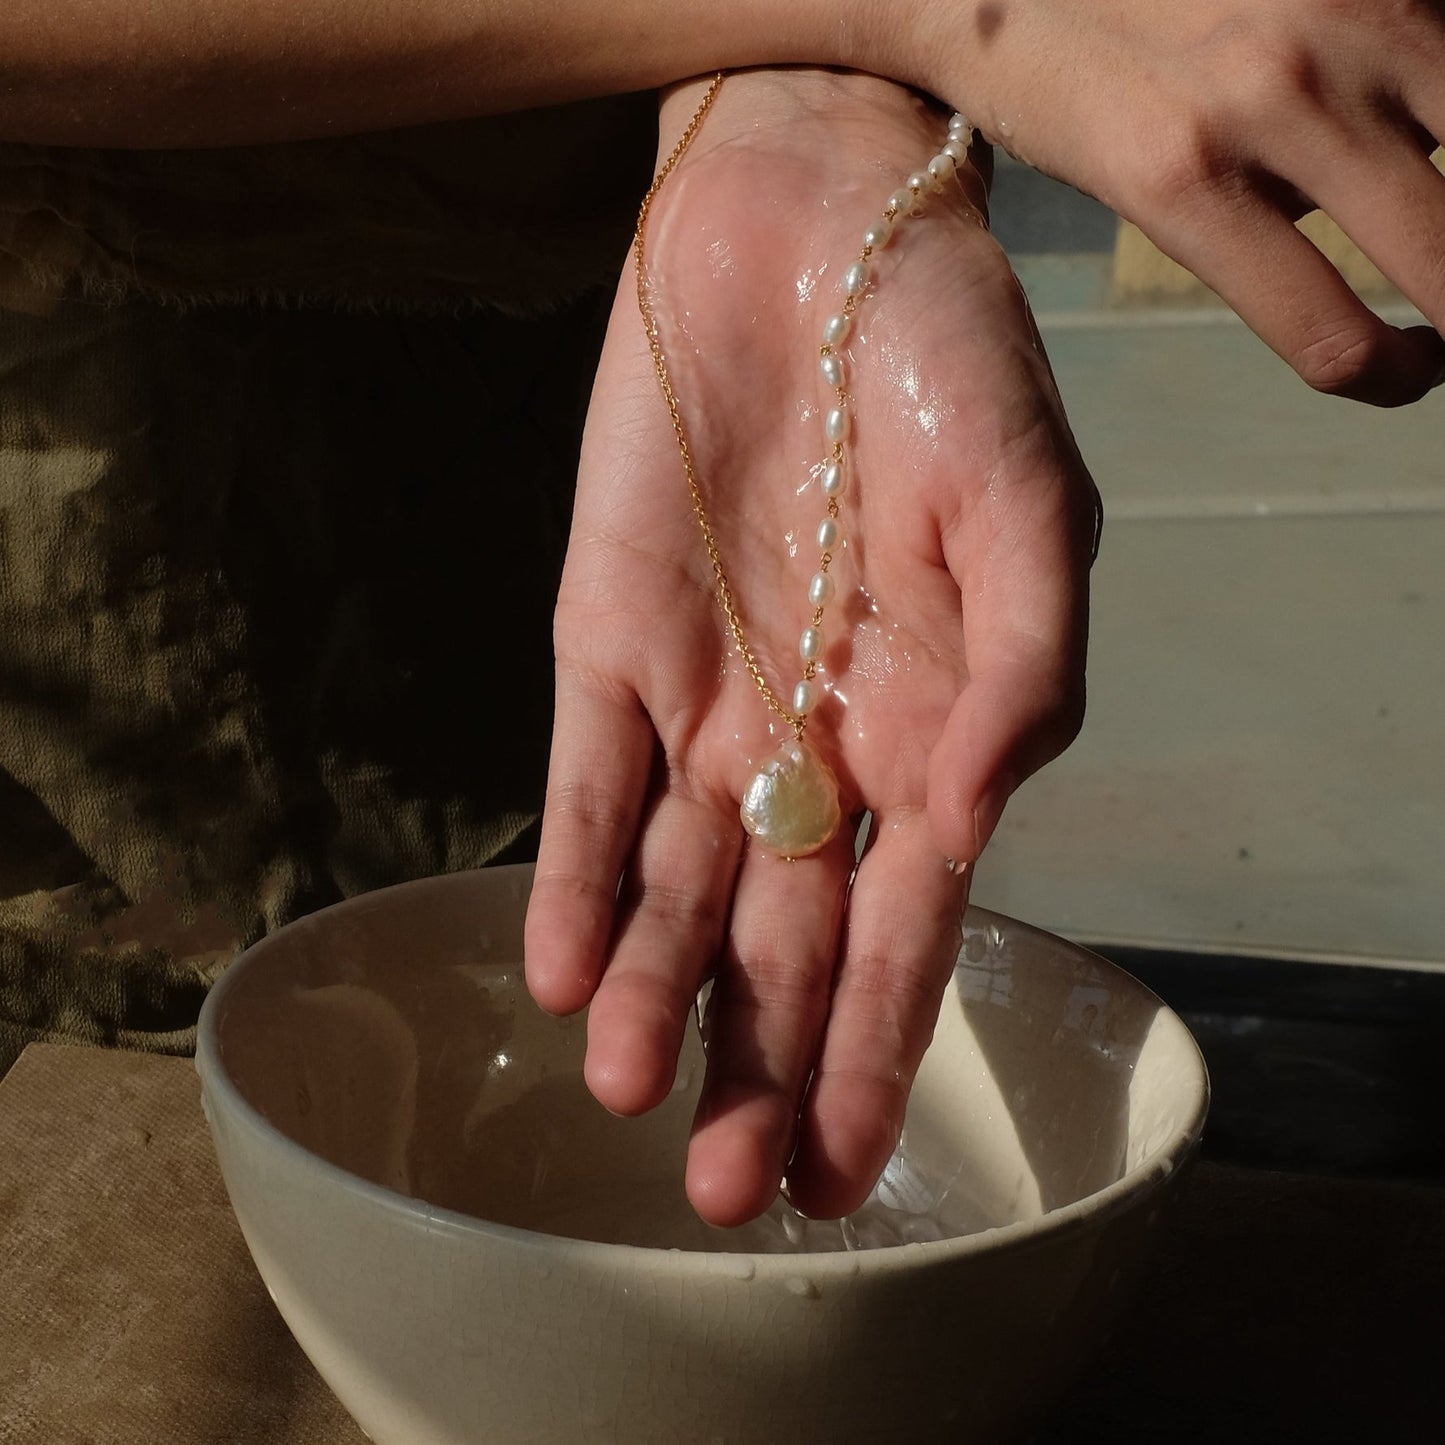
<box><xmin>197</xmin><ymin>863</ymin><xmax>1207</xmax><ymax>1445</ymax></box>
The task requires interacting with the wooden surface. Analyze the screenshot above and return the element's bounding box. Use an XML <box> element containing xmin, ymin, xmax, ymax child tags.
<box><xmin>1</xmin><ymin>1043</ymin><xmax>1441</xmax><ymax>1443</ymax></box>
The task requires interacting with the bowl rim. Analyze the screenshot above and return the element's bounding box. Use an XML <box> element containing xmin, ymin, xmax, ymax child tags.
<box><xmin>196</xmin><ymin>867</ymin><xmax>1210</xmax><ymax>1277</ymax></box>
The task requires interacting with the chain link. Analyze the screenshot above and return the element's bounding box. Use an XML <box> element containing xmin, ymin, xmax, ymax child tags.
<box><xmin>632</xmin><ymin>74</ymin><xmax>807</xmax><ymax>736</ymax></box>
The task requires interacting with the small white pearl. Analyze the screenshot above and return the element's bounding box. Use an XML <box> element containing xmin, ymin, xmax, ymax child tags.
<box><xmin>817</xmin><ymin>516</ymin><xmax>842</xmax><ymax>550</ymax></box>
<box><xmin>822</xmin><ymin>312</ymin><xmax>852</xmax><ymax>347</ymax></box>
<box><xmin>928</xmin><ymin>154</ymin><xmax>956</xmax><ymax>182</ymax></box>
<box><xmin>863</xmin><ymin>217</ymin><xmax>894</xmax><ymax>249</ymax></box>
<box><xmin>907</xmin><ymin>169</ymin><xmax>935</xmax><ymax>195</ymax></box>
<box><xmin>820</xmin><ymin>460</ymin><xmax>845</xmax><ymax>498</ymax></box>
<box><xmin>808</xmin><ymin>571</ymin><xmax>834</xmax><ymax>606</ymax></box>
<box><xmin>824</xmin><ymin>405</ymin><xmax>851</xmax><ymax>443</ymax></box>
<box><xmin>792</xmin><ymin>679</ymin><xmax>819</xmax><ymax>716</ymax></box>
<box><xmin>942</xmin><ymin>137</ymin><xmax>969</xmax><ymax>164</ymax></box>
<box><xmin>799</xmin><ymin>626</ymin><xmax>824</xmax><ymax>662</ymax></box>
<box><xmin>820</xmin><ymin>351</ymin><xmax>845</xmax><ymax>388</ymax></box>
<box><xmin>887</xmin><ymin>187</ymin><xmax>920</xmax><ymax>217</ymax></box>
<box><xmin>948</xmin><ymin>112</ymin><xmax>972</xmax><ymax>138</ymax></box>
<box><xmin>842</xmin><ymin>260</ymin><xmax>870</xmax><ymax>296</ymax></box>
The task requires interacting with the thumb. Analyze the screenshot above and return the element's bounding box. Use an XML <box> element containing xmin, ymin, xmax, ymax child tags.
<box><xmin>927</xmin><ymin>440</ymin><xmax>1096</xmax><ymax>862</ymax></box>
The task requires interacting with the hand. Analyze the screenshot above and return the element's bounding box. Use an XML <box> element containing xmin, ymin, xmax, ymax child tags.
<box><xmin>888</xmin><ymin>0</ymin><xmax>1445</xmax><ymax>406</ymax></box>
<box><xmin>524</xmin><ymin>70</ymin><xmax>1097</xmax><ymax>1225</ymax></box>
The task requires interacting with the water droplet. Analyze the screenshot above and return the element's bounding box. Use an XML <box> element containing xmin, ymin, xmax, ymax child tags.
<box><xmin>715</xmin><ymin>1256</ymin><xmax>756</xmax><ymax>1281</ymax></box>
<box><xmin>786</xmin><ymin>1277</ymin><xmax>821</xmax><ymax>1300</ymax></box>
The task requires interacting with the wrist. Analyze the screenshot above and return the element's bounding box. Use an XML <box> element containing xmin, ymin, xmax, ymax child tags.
<box><xmin>658</xmin><ymin>68</ymin><xmax>989</xmax><ymax>212</ymax></box>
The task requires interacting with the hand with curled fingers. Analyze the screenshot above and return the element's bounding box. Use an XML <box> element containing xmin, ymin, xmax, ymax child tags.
<box><xmin>895</xmin><ymin>0</ymin><xmax>1445</xmax><ymax>405</ymax></box>
<box><xmin>523</xmin><ymin>70</ymin><xmax>1098</xmax><ymax>1227</ymax></box>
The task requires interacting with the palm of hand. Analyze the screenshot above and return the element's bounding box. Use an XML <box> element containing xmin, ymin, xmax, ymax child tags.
<box><xmin>526</xmin><ymin>76</ymin><xmax>1096</xmax><ymax>1226</ymax></box>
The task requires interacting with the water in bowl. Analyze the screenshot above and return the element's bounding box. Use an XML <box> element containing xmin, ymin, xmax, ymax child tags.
<box><xmin>507</xmin><ymin>1119</ymin><xmax>1005</xmax><ymax>1255</ymax></box>
<box><xmin>252</xmin><ymin>962</ymin><xmax>1020</xmax><ymax>1254</ymax></box>
<box><xmin>472</xmin><ymin>1036</ymin><xmax>1007</xmax><ymax>1254</ymax></box>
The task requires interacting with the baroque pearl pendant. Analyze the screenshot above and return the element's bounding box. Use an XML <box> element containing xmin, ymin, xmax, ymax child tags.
<box><xmin>739</xmin><ymin>737</ymin><xmax>843</xmax><ymax>858</ymax></box>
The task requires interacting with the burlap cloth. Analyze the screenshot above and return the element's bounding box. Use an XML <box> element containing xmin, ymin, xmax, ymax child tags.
<box><xmin>2</xmin><ymin>1043</ymin><xmax>1440</xmax><ymax>1443</ymax></box>
<box><xmin>0</xmin><ymin>98</ymin><xmax>655</xmax><ymax>1077</ymax></box>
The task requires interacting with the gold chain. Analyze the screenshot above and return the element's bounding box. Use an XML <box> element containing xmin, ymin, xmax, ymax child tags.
<box><xmin>635</xmin><ymin>80</ymin><xmax>973</xmax><ymax>858</ymax></box>
<box><xmin>633</xmin><ymin>73</ymin><xmax>807</xmax><ymax>735</ymax></box>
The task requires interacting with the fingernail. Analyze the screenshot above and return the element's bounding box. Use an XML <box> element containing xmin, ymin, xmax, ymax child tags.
<box><xmin>971</xmin><ymin>779</ymin><xmax>1014</xmax><ymax>857</ymax></box>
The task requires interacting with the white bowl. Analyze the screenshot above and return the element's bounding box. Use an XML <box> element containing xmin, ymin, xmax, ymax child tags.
<box><xmin>197</xmin><ymin>863</ymin><xmax>1207</xmax><ymax>1444</ymax></box>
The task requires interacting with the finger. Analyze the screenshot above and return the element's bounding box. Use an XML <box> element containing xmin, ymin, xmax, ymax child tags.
<box><xmin>684</xmin><ymin>827</ymin><xmax>854</xmax><ymax>1227</ymax></box>
<box><xmin>785</xmin><ymin>810</ymin><xmax>969</xmax><ymax>1219</ymax></box>
<box><xmin>1147</xmin><ymin>185</ymin><xmax>1445</xmax><ymax>406</ymax></box>
<box><xmin>524</xmin><ymin>665</ymin><xmax>654</xmax><ymax>1016</ymax></box>
<box><xmin>1290</xmin><ymin>127</ymin><xmax>1445</xmax><ymax>337</ymax></box>
<box><xmin>583</xmin><ymin>787</ymin><xmax>742</xmax><ymax>1116</ymax></box>
<box><xmin>927</xmin><ymin>421</ymin><xmax>1094</xmax><ymax>863</ymax></box>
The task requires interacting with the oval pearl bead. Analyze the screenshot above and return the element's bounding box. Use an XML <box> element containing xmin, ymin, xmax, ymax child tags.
<box><xmin>808</xmin><ymin>571</ymin><xmax>834</xmax><ymax>606</ymax></box>
<box><xmin>824</xmin><ymin>406</ymin><xmax>851</xmax><ymax>443</ymax></box>
<box><xmin>907</xmin><ymin>170</ymin><xmax>934</xmax><ymax>195</ymax></box>
<box><xmin>949</xmin><ymin>112</ymin><xmax>972</xmax><ymax>138</ymax></box>
<box><xmin>792</xmin><ymin>679</ymin><xmax>819</xmax><ymax>716</ymax></box>
<box><xmin>863</xmin><ymin>217</ymin><xmax>894</xmax><ymax>249</ymax></box>
<box><xmin>820</xmin><ymin>352</ymin><xmax>845</xmax><ymax>388</ymax></box>
<box><xmin>942</xmin><ymin>137</ymin><xmax>969</xmax><ymax>164</ymax></box>
<box><xmin>820</xmin><ymin>460</ymin><xmax>845</xmax><ymax>498</ymax></box>
<box><xmin>739</xmin><ymin>738</ymin><xmax>842</xmax><ymax>858</ymax></box>
<box><xmin>888</xmin><ymin>187</ymin><xmax>920</xmax><ymax>217</ymax></box>
<box><xmin>817</xmin><ymin>517</ymin><xmax>841</xmax><ymax>550</ymax></box>
<box><xmin>822</xmin><ymin>312</ymin><xmax>852</xmax><ymax>347</ymax></box>
<box><xmin>842</xmin><ymin>260</ymin><xmax>870</xmax><ymax>296</ymax></box>
<box><xmin>928</xmin><ymin>154</ymin><xmax>956</xmax><ymax>182</ymax></box>
<box><xmin>799</xmin><ymin>626</ymin><xmax>824</xmax><ymax>662</ymax></box>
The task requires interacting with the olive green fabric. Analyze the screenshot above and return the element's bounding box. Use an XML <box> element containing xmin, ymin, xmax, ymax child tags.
<box><xmin>0</xmin><ymin>99</ymin><xmax>655</xmax><ymax>314</ymax></box>
<box><xmin>0</xmin><ymin>100</ymin><xmax>654</xmax><ymax>1076</ymax></box>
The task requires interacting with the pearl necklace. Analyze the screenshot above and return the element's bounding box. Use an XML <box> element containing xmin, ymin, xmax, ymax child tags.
<box><xmin>634</xmin><ymin>76</ymin><xmax>973</xmax><ymax>859</ymax></box>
